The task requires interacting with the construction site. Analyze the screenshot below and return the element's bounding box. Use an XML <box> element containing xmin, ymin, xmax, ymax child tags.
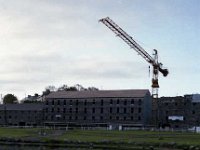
<box><xmin>0</xmin><ymin>17</ymin><xmax>199</xmax><ymax>131</ymax></box>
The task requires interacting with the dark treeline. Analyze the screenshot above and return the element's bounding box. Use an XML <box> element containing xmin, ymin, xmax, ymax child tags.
<box><xmin>42</xmin><ymin>84</ymin><xmax>99</xmax><ymax>96</ymax></box>
<box><xmin>2</xmin><ymin>84</ymin><xmax>99</xmax><ymax>104</ymax></box>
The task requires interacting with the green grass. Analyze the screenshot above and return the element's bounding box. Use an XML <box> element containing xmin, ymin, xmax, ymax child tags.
<box><xmin>59</xmin><ymin>130</ymin><xmax>200</xmax><ymax>145</ymax></box>
<box><xmin>0</xmin><ymin>128</ymin><xmax>200</xmax><ymax>149</ymax></box>
<box><xmin>0</xmin><ymin>127</ymin><xmax>52</xmax><ymax>138</ymax></box>
<box><xmin>0</xmin><ymin>127</ymin><xmax>37</xmax><ymax>138</ymax></box>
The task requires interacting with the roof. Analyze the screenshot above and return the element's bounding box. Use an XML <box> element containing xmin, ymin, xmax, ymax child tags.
<box><xmin>46</xmin><ymin>89</ymin><xmax>150</xmax><ymax>99</ymax></box>
<box><xmin>0</xmin><ymin>104</ymin><xmax>43</xmax><ymax>111</ymax></box>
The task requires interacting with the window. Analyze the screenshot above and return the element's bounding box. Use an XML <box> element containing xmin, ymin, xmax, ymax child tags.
<box><xmin>46</xmin><ymin>108</ymin><xmax>48</xmax><ymax>112</ymax></box>
<box><xmin>100</xmin><ymin>116</ymin><xmax>103</xmax><ymax>120</ymax></box>
<box><xmin>131</xmin><ymin>99</ymin><xmax>134</xmax><ymax>104</ymax></box>
<box><xmin>101</xmin><ymin>100</ymin><xmax>104</xmax><ymax>106</ymax></box>
<box><xmin>131</xmin><ymin>116</ymin><xmax>133</xmax><ymax>120</ymax></box>
<box><xmin>124</xmin><ymin>116</ymin><xmax>126</xmax><ymax>120</ymax></box>
<box><xmin>93</xmin><ymin>99</ymin><xmax>95</xmax><ymax>104</ymax></box>
<box><xmin>84</xmin><ymin>116</ymin><xmax>86</xmax><ymax>120</ymax></box>
<box><xmin>92</xmin><ymin>116</ymin><xmax>95</xmax><ymax>120</ymax></box>
<box><xmin>63</xmin><ymin>108</ymin><xmax>66</xmax><ymax>113</ymax></box>
<box><xmin>69</xmin><ymin>108</ymin><xmax>72</xmax><ymax>113</ymax></box>
<box><xmin>51</xmin><ymin>108</ymin><xmax>54</xmax><ymax>112</ymax></box>
<box><xmin>138</xmin><ymin>99</ymin><xmax>142</xmax><ymax>105</ymax></box>
<box><xmin>110</xmin><ymin>116</ymin><xmax>112</xmax><ymax>120</ymax></box>
<box><xmin>52</xmin><ymin>100</ymin><xmax>54</xmax><ymax>105</ymax></box>
<box><xmin>92</xmin><ymin>108</ymin><xmax>95</xmax><ymax>113</ymax></box>
<box><xmin>84</xmin><ymin>100</ymin><xmax>87</xmax><ymax>105</ymax></box>
<box><xmin>117</xmin><ymin>107</ymin><xmax>119</xmax><ymax>113</ymax></box>
<box><xmin>69</xmin><ymin>116</ymin><xmax>72</xmax><ymax>120</ymax></box>
<box><xmin>76</xmin><ymin>100</ymin><xmax>78</xmax><ymax>106</ymax></box>
<box><xmin>138</xmin><ymin>108</ymin><xmax>141</xmax><ymax>113</ymax></box>
<box><xmin>138</xmin><ymin>116</ymin><xmax>141</xmax><ymax>121</ymax></box>
<box><xmin>57</xmin><ymin>100</ymin><xmax>60</xmax><ymax>105</ymax></box>
<box><xmin>101</xmin><ymin>108</ymin><xmax>103</xmax><ymax>113</ymax></box>
<box><xmin>110</xmin><ymin>108</ymin><xmax>113</xmax><ymax>113</ymax></box>
<box><xmin>192</xmin><ymin>110</ymin><xmax>195</xmax><ymax>114</ymax></box>
<box><xmin>124</xmin><ymin>108</ymin><xmax>127</xmax><ymax>113</ymax></box>
<box><xmin>117</xmin><ymin>99</ymin><xmax>119</xmax><ymax>104</ymax></box>
<box><xmin>116</xmin><ymin>116</ymin><xmax>119</xmax><ymax>120</ymax></box>
<box><xmin>75</xmin><ymin>116</ymin><xmax>78</xmax><ymax>120</ymax></box>
<box><xmin>76</xmin><ymin>108</ymin><xmax>78</xmax><ymax>113</ymax></box>
<box><xmin>124</xmin><ymin>100</ymin><xmax>127</xmax><ymax>105</ymax></box>
<box><xmin>84</xmin><ymin>108</ymin><xmax>87</xmax><ymax>113</ymax></box>
<box><xmin>70</xmin><ymin>100</ymin><xmax>72</xmax><ymax>105</ymax></box>
<box><xmin>46</xmin><ymin>101</ymin><xmax>48</xmax><ymax>105</ymax></box>
<box><xmin>57</xmin><ymin>108</ymin><xmax>60</xmax><ymax>112</ymax></box>
<box><xmin>131</xmin><ymin>108</ymin><xmax>134</xmax><ymax>113</ymax></box>
<box><xmin>110</xmin><ymin>99</ymin><xmax>113</xmax><ymax>104</ymax></box>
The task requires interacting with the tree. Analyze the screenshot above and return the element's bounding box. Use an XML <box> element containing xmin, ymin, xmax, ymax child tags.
<box><xmin>87</xmin><ymin>87</ymin><xmax>99</xmax><ymax>91</ymax></box>
<box><xmin>42</xmin><ymin>85</ymin><xmax>56</xmax><ymax>96</ymax></box>
<box><xmin>3</xmin><ymin>94</ymin><xmax>18</xmax><ymax>104</ymax></box>
<box><xmin>57</xmin><ymin>84</ymin><xmax>68</xmax><ymax>91</ymax></box>
<box><xmin>42</xmin><ymin>89</ymin><xmax>51</xmax><ymax>96</ymax></box>
<box><xmin>66</xmin><ymin>86</ymin><xmax>78</xmax><ymax>91</ymax></box>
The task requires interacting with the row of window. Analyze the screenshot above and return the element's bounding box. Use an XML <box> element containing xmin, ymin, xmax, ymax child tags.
<box><xmin>0</xmin><ymin>110</ymin><xmax>40</xmax><ymax>114</ymax></box>
<box><xmin>165</xmin><ymin>110</ymin><xmax>197</xmax><ymax>115</ymax></box>
<box><xmin>163</xmin><ymin>102</ymin><xmax>200</xmax><ymax>106</ymax></box>
<box><xmin>46</xmin><ymin>107</ymin><xmax>142</xmax><ymax>113</ymax></box>
<box><xmin>46</xmin><ymin>115</ymin><xmax>141</xmax><ymax>121</ymax></box>
<box><xmin>46</xmin><ymin>99</ymin><xmax>142</xmax><ymax>106</ymax></box>
<box><xmin>0</xmin><ymin>115</ymin><xmax>39</xmax><ymax>120</ymax></box>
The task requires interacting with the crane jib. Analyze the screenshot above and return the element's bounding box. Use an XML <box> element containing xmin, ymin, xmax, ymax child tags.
<box><xmin>100</xmin><ymin>18</ymin><xmax>155</xmax><ymax>65</ymax></box>
<box><xmin>100</xmin><ymin>17</ymin><xmax>169</xmax><ymax>99</ymax></box>
<box><xmin>99</xmin><ymin>17</ymin><xmax>168</xmax><ymax>78</ymax></box>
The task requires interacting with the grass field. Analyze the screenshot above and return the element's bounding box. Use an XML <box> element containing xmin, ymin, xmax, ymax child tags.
<box><xmin>0</xmin><ymin>128</ymin><xmax>200</xmax><ymax>149</ymax></box>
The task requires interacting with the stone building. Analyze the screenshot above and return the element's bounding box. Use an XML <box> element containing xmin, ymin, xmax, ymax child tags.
<box><xmin>0</xmin><ymin>104</ymin><xmax>43</xmax><ymax>126</ymax></box>
<box><xmin>158</xmin><ymin>96</ymin><xmax>186</xmax><ymax>128</ymax></box>
<box><xmin>1</xmin><ymin>90</ymin><xmax>200</xmax><ymax>130</ymax></box>
<box><xmin>44</xmin><ymin>89</ymin><xmax>152</xmax><ymax>129</ymax></box>
<box><xmin>158</xmin><ymin>94</ymin><xmax>200</xmax><ymax>129</ymax></box>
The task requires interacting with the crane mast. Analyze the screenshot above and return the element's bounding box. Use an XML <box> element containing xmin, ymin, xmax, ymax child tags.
<box><xmin>99</xmin><ymin>17</ymin><xmax>168</xmax><ymax>99</ymax></box>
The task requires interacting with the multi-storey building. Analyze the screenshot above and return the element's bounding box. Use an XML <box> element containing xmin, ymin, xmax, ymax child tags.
<box><xmin>0</xmin><ymin>90</ymin><xmax>200</xmax><ymax>130</ymax></box>
<box><xmin>158</xmin><ymin>96</ymin><xmax>186</xmax><ymax>128</ymax></box>
<box><xmin>158</xmin><ymin>94</ymin><xmax>200</xmax><ymax>129</ymax></box>
<box><xmin>0</xmin><ymin>104</ymin><xmax>43</xmax><ymax>126</ymax></box>
<box><xmin>44</xmin><ymin>89</ymin><xmax>152</xmax><ymax>129</ymax></box>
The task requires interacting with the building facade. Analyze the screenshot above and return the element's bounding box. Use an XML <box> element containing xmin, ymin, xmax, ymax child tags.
<box><xmin>158</xmin><ymin>94</ymin><xmax>200</xmax><ymax>129</ymax></box>
<box><xmin>44</xmin><ymin>89</ymin><xmax>152</xmax><ymax>129</ymax></box>
<box><xmin>1</xmin><ymin>90</ymin><xmax>200</xmax><ymax>130</ymax></box>
<box><xmin>0</xmin><ymin>104</ymin><xmax>43</xmax><ymax>126</ymax></box>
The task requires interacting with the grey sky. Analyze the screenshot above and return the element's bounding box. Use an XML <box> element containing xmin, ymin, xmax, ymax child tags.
<box><xmin>0</xmin><ymin>0</ymin><xmax>199</xmax><ymax>99</ymax></box>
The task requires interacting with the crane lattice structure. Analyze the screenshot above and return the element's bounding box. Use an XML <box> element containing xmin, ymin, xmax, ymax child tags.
<box><xmin>99</xmin><ymin>17</ymin><xmax>168</xmax><ymax>99</ymax></box>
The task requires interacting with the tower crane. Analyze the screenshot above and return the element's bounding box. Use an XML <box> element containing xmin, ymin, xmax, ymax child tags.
<box><xmin>99</xmin><ymin>17</ymin><xmax>168</xmax><ymax>99</ymax></box>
